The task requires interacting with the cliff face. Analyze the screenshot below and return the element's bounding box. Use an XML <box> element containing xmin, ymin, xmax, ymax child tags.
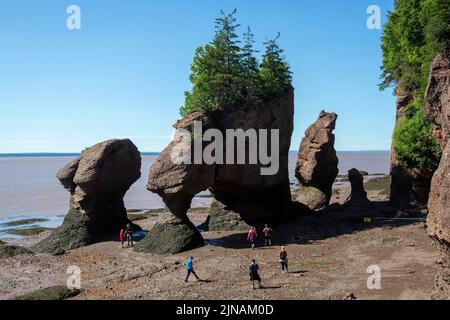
<box><xmin>424</xmin><ymin>50</ymin><xmax>450</xmax><ymax>299</ymax></box>
<box><xmin>424</xmin><ymin>50</ymin><xmax>450</xmax><ymax>149</ymax></box>
<box><xmin>426</xmin><ymin>50</ymin><xmax>450</xmax><ymax>245</ymax></box>
<box><xmin>136</xmin><ymin>89</ymin><xmax>295</xmax><ymax>254</ymax></box>
<box><xmin>390</xmin><ymin>84</ymin><xmax>434</xmax><ymax>211</ymax></box>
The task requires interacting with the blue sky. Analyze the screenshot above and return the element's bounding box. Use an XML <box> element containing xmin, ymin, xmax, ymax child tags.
<box><xmin>0</xmin><ymin>0</ymin><xmax>395</xmax><ymax>153</ymax></box>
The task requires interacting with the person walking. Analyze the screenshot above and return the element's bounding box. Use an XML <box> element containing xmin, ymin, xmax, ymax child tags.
<box><xmin>263</xmin><ymin>224</ymin><xmax>273</xmax><ymax>247</ymax></box>
<box><xmin>279</xmin><ymin>246</ymin><xmax>289</xmax><ymax>273</ymax></box>
<box><xmin>185</xmin><ymin>256</ymin><xmax>200</xmax><ymax>282</ymax></box>
<box><xmin>247</xmin><ymin>227</ymin><xmax>257</xmax><ymax>250</ymax></box>
<box><xmin>249</xmin><ymin>259</ymin><xmax>262</xmax><ymax>289</ymax></box>
<box><xmin>125</xmin><ymin>223</ymin><xmax>134</xmax><ymax>247</ymax></box>
<box><xmin>119</xmin><ymin>229</ymin><xmax>126</xmax><ymax>248</ymax></box>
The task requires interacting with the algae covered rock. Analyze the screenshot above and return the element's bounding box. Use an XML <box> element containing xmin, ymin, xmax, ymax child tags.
<box><xmin>134</xmin><ymin>214</ymin><xmax>204</xmax><ymax>255</ymax></box>
<box><xmin>0</xmin><ymin>241</ymin><xmax>34</xmax><ymax>258</ymax></box>
<box><xmin>207</xmin><ymin>199</ymin><xmax>250</xmax><ymax>231</ymax></box>
<box><xmin>14</xmin><ymin>286</ymin><xmax>81</xmax><ymax>300</ymax></box>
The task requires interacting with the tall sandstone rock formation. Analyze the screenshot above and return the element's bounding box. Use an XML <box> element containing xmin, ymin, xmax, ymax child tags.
<box><xmin>425</xmin><ymin>50</ymin><xmax>450</xmax><ymax>245</ymax></box>
<box><xmin>390</xmin><ymin>83</ymin><xmax>435</xmax><ymax>210</ymax></box>
<box><xmin>295</xmin><ymin>111</ymin><xmax>339</xmax><ymax>210</ymax></box>
<box><xmin>424</xmin><ymin>50</ymin><xmax>450</xmax><ymax>299</ymax></box>
<box><xmin>35</xmin><ymin>139</ymin><xmax>141</xmax><ymax>253</ymax></box>
<box><xmin>135</xmin><ymin>89</ymin><xmax>295</xmax><ymax>254</ymax></box>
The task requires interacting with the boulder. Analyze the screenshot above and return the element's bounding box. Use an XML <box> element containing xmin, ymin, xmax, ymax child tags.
<box><xmin>295</xmin><ymin>185</ymin><xmax>330</xmax><ymax>211</ymax></box>
<box><xmin>0</xmin><ymin>242</ymin><xmax>33</xmax><ymax>258</ymax></box>
<box><xmin>295</xmin><ymin>111</ymin><xmax>339</xmax><ymax>210</ymax></box>
<box><xmin>138</xmin><ymin>89</ymin><xmax>295</xmax><ymax>254</ymax></box>
<box><xmin>339</xmin><ymin>168</ymin><xmax>372</xmax><ymax>216</ymax></box>
<box><xmin>134</xmin><ymin>214</ymin><xmax>204</xmax><ymax>255</ymax></box>
<box><xmin>207</xmin><ymin>199</ymin><xmax>250</xmax><ymax>231</ymax></box>
<box><xmin>35</xmin><ymin>139</ymin><xmax>141</xmax><ymax>253</ymax></box>
<box><xmin>14</xmin><ymin>286</ymin><xmax>81</xmax><ymax>300</ymax></box>
<box><xmin>348</xmin><ymin>168</ymin><xmax>367</xmax><ymax>200</ymax></box>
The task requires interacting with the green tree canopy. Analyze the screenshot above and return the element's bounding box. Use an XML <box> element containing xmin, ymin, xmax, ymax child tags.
<box><xmin>380</xmin><ymin>0</ymin><xmax>449</xmax><ymax>170</ymax></box>
<box><xmin>180</xmin><ymin>10</ymin><xmax>292</xmax><ymax>116</ymax></box>
<box><xmin>260</xmin><ymin>33</ymin><xmax>292</xmax><ymax>100</ymax></box>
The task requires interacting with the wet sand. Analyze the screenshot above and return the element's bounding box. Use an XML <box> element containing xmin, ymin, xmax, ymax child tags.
<box><xmin>0</xmin><ymin>175</ymin><xmax>443</xmax><ymax>300</ymax></box>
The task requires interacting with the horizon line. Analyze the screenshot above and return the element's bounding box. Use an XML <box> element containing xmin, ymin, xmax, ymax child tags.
<box><xmin>0</xmin><ymin>150</ymin><xmax>391</xmax><ymax>157</ymax></box>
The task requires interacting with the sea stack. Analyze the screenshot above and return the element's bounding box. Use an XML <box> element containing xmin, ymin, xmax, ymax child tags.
<box><xmin>34</xmin><ymin>139</ymin><xmax>141</xmax><ymax>253</ymax></box>
<box><xmin>135</xmin><ymin>89</ymin><xmax>295</xmax><ymax>254</ymax></box>
<box><xmin>295</xmin><ymin>111</ymin><xmax>339</xmax><ymax>210</ymax></box>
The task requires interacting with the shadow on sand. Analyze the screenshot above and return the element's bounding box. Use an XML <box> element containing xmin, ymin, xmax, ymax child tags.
<box><xmin>205</xmin><ymin>201</ymin><xmax>424</xmax><ymax>250</ymax></box>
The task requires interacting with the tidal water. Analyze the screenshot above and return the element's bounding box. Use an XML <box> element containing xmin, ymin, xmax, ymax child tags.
<box><xmin>0</xmin><ymin>152</ymin><xmax>390</xmax><ymax>234</ymax></box>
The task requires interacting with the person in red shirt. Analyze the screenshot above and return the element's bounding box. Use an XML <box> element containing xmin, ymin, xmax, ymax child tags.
<box><xmin>119</xmin><ymin>229</ymin><xmax>126</xmax><ymax>248</ymax></box>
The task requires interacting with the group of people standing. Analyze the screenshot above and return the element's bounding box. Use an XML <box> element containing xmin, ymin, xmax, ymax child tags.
<box><xmin>247</xmin><ymin>224</ymin><xmax>274</xmax><ymax>249</ymax></box>
<box><xmin>248</xmin><ymin>247</ymin><xmax>289</xmax><ymax>289</ymax></box>
<box><xmin>119</xmin><ymin>223</ymin><xmax>134</xmax><ymax>248</ymax></box>
<box><xmin>247</xmin><ymin>225</ymin><xmax>290</xmax><ymax>289</ymax></box>
<box><xmin>184</xmin><ymin>225</ymin><xmax>290</xmax><ymax>290</ymax></box>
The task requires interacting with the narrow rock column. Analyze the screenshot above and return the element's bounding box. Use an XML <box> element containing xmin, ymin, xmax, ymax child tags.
<box><xmin>295</xmin><ymin>111</ymin><xmax>339</xmax><ymax>210</ymax></box>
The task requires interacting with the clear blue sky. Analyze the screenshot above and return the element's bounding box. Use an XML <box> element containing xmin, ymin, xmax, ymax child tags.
<box><xmin>0</xmin><ymin>0</ymin><xmax>395</xmax><ymax>153</ymax></box>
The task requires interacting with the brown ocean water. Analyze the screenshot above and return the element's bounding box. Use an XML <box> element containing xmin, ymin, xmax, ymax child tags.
<box><xmin>0</xmin><ymin>152</ymin><xmax>390</xmax><ymax>232</ymax></box>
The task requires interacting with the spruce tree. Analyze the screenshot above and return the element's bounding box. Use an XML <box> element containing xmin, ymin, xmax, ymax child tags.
<box><xmin>259</xmin><ymin>33</ymin><xmax>292</xmax><ymax>99</ymax></box>
<box><xmin>180</xmin><ymin>11</ymin><xmax>293</xmax><ymax>116</ymax></box>
<box><xmin>241</xmin><ymin>26</ymin><xmax>261</xmax><ymax>106</ymax></box>
<box><xmin>181</xmin><ymin>10</ymin><xmax>245</xmax><ymax>116</ymax></box>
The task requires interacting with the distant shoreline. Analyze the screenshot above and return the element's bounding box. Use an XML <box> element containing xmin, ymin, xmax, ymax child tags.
<box><xmin>0</xmin><ymin>150</ymin><xmax>390</xmax><ymax>158</ymax></box>
<box><xmin>0</xmin><ymin>152</ymin><xmax>161</xmax><ymax>158</ymax></box>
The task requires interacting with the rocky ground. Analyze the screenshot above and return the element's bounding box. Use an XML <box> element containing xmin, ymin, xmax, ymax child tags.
<box><xmin>0</xmin><ymin>175</ymin><xmax>446</xmax><ymax>300</ymax></box>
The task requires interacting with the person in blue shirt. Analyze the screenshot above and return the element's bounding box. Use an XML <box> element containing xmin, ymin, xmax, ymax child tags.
<box><xmin>249</xmin><ymin>259</ymin><xmax>262</xmax><ymax>289</ymax></box>
<box><xmin>184</xmin><ymin>256</ymin><xmax>200</xmax><ymax>282</ymax></box>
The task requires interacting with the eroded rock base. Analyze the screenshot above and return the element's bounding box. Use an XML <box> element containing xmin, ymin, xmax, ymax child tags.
<box><xmin>134</xmin><ymin>214</ymin><xmax>205</xmax><ymax>255</ymax></box>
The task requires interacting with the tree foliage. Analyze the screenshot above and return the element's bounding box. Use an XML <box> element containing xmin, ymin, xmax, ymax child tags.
<box><xmin>380</xmin><ymin>0</ymin><xmax>449</xmax><ymax>169</ymax></box>
<box><xmin>393</xmin><ymin>111</ymin><xmax>441</xmax><ymax>170</ymax></box>
<box><xmin>380</xmin><ymin>0</ymin><xmax>450</xmax><ymax>92</ymax></box>
<box><xmin>260</xmin><ymin>33</ymin><xmax>293</xmax><ymax>100</ymax></box>
<box><xmin>180</xmin><ymin>10</ymin><xmax>292</xmax><ymax>116</ymax></box>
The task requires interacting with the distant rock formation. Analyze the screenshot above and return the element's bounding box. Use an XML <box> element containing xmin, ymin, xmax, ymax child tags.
<box><xmin>135</xmin><ymin>89</ymin><xmax>295</xmax><ymax>254</ymax></box>
<box><xmin>390</xmin><ymin>82</ymin><xmax>434</xmax><ymax>210</ymax></box>
<box><xmin>295</xmin><ymin>111</ymin><xmax>339</xmax><ymax>210</ymax></box>
<box><xmin>348</xmin><ymin>168</ymin><xmax>368</xmax><ymax>201</ymax></box>
<box><xmin>35</xmin><ymin>139</ymin><xmax>141</xmax><ymax>253</ymax></box>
